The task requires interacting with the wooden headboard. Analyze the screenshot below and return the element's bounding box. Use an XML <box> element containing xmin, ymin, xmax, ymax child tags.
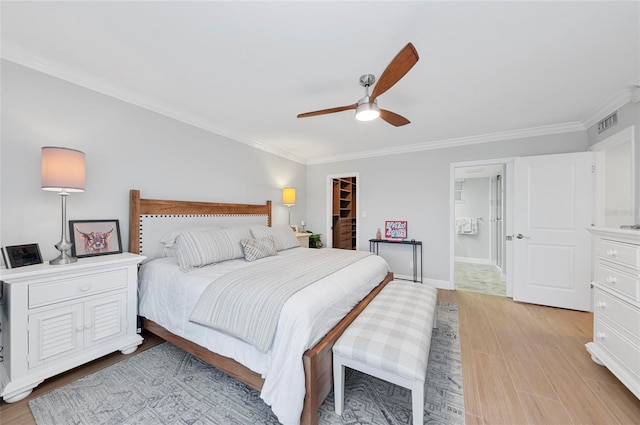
<box><xmin>128</xmin><ymin>189</ymin><xmax>272</xmax><ymax>257</ymax></box>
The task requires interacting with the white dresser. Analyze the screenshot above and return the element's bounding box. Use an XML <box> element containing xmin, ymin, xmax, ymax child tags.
<box><xmin>0</xmin><ymin>252</ymin><xmax>144</xmax><ymax>403</ymax></box>
<box><xmin>586</xmin><ymin>227</ymin><xmax>640</xmax><ymax>399</ymax></box>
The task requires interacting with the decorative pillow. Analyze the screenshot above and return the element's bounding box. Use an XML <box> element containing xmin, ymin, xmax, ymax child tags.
<box><xmin>175</xmin><ymin>229</ymin><xmax>236</xmax><ymax>271</ymax></box>
<box><xmin>160</xmin><ymin>226</ymin><xmax>220</xmax><ymax>257</ymax></box>
<box><xmin>241</xmin><ymin>237</ymin><xmax>277</xmax><ymax>262</ymax></box>
<box><xmin>250</xmin><ymin>225</ymin><xmax>300</xmax><ymax>251</ymax></box>
<box><xmin>221</xmin><ymin>226</ymin><xmax>254</xmax><ymax>260</ymax></box>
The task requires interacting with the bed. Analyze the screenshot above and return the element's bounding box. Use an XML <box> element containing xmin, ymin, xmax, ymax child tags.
<box><xmin>129</xmin><ymin>189</ymin><xmax>393</xmax><ymax>425</ymax></box>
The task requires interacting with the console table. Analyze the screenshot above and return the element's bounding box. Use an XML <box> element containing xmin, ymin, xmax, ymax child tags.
<box><xmin>369</xmin><ymin>239</ymin><xmax>423</xmax><ymax>283</ymax></box>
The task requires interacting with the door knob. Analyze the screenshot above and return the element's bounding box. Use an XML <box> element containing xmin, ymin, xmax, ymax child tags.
<box><xmin>516</xmin><ymin>234</ymin><xmax>530</xmax><ymax>239</ymax></box>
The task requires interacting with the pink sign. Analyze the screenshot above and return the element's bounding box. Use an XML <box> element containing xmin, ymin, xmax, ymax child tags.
<box><xmin>384</xmin><ymin>221</ymin><xmax>408</xmax><ymax>240</ymax></box>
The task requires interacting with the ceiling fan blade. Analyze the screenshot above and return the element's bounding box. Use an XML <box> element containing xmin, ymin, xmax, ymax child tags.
<box><xmin>379</xmin><ymin>109</ymin><xmax>410</xmax><ymax>127</ymax></box>
<box><xmin>370</xmin><ymin>43</ymin><xmax>419</xmax><ymax>102</ymax></box>
<box><xmin>297</xmin><ymin>103</ymin><xmax>357</xmax><ymax>118</ymax></box>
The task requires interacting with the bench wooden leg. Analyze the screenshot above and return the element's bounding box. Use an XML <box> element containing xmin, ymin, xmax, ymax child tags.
<box><xmin>333</xmin><ymin>355</ymin><xmax>345</xmax><ymax>415</ymax></box>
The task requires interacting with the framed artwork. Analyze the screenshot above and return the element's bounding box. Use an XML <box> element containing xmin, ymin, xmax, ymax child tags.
<box><xmin>69</xmin><ymin>219</ymin><xmax>122</xmax><ymax>258</ymax></box>
<box><xmin>384</xmin><ymin>220</ymin><xmax>408</xmax><ymax>240</ymax></box>
<box><xmin>2</xmin><ymin>243</ymin><xmax>43</xmax><ymax>268</ymax></box>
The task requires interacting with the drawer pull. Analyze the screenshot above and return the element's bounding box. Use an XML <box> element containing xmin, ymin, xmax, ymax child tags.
<box><xmin>596</xmin><ymin>300</ymin><xmax>607</xmax><ymax>309</ymax></box>
<box><xmin>605</xmin><ymin>276</ymin><xmax>617</xmax><ymax>284</ymax></box>
<box><xmin>85</xmin><ymin>322</ymin><xmax>92</xmax><ymax>329</ymax></box>
<box><xmin>596</xmin><ymin>331</ymin><xmax>606</xmax><ymax>340</ymax></box>
<box><xmin>80</xmin><ymin>284</ymin><xmax>91</xmax><ymax>292</ymax></box>
<box><xmin>76</xmin><ymin>325</ymin><xmax>84</xmax><ymax>332</ymax></box>
<box><xmin>605</xmin><ymin>249</ymin><xmax>618</xmax><ymax>257</ymax></box>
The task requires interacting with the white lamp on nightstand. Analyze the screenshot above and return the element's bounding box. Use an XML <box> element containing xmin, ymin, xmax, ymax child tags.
<box><xmin>282</xmin><ymin>187</ymin><xmax>296</xmax><ymax>226</ymax></box>
<box><xmin>41</xmin><ymin>146</ymin><xmax>85</xmax><ymax>265</ymax></box>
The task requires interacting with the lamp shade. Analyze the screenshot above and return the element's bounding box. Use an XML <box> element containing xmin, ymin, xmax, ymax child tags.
<box><xmin>282</xmin><ymin>187</ymin><xmax>296</xmax><ymax>206</ymax></box>
<box><xmin>41</xmin><ymin>147</ymin><xmax>85</xmax><ymax>192</ymax></box>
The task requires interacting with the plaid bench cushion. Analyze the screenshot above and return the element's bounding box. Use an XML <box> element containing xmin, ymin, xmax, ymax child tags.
<box><xmin>333</xmin><ymin>280</ymin><xmax>437</xmax><ymax>382</ymax></box>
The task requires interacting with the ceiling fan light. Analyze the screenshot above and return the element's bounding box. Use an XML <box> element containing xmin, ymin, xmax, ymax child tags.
<box><xmin>355</xmin><ymin>102</ymin><xmax>380</xmax><ymax>121</ymax></box>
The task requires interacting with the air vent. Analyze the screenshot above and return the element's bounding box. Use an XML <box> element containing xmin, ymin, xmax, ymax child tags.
<box><xmin>597</xmin><ymin>111</ymin><xmax>618</xmax><ymax>134</ymax></box>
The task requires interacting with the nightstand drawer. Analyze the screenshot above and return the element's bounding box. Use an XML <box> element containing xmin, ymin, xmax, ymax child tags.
<box><xmin>29</xmin><ymin>269</ymin><xmax>128</xmax><ymax>308</ymax></box>
<box><xmin>596</xmin><ymin>238</ymin><xmax>640</xmax><ymax>271</ymax></box>
<box><xmin>595</xmin><ymin>262</ymin><xmax>640</xmax><ymax>301</ymax></box>
<box><xmin>595</xmin><ymin>289</ymin><xmax>640</xmax><ymax>339</ymax></box>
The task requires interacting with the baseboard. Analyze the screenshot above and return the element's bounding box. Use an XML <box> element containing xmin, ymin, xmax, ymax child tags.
<box><xmin>394</xmin><ymin>274</ymin><xmax>452</xmax><ymax>290</ymax></box>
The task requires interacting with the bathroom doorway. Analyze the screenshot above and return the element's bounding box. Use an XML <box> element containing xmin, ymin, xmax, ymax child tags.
<box><xmin>452</xmin><ymin>162</ymin><xmax>508</xmax><ymax>296</ymax></box>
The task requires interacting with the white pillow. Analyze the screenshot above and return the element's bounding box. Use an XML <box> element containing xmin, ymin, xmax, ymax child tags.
<box><xmin>241</xmin><ymin>237</ymin><xmax>277</xmax><ymax>262</ymax></box>
<box><xmin>175</xmin><ymin>229</ymin><xmax>236</xmax><ymax>270</ymax></box>
<box><xmin>250</xmin><ymin>225</ymin><xmax>300</xmax><ymax>251</ymax></box>
<box><xmin>160</xmin><ymin>226</ymin><xmax>220</xmax><ymax>257</ymax></box>
<box><xmin>221</xmin><ymin>226</ymin><xmax>253</xmax><ymax>260</ymax></box>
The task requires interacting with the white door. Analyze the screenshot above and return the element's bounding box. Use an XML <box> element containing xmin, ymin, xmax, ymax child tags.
<box><xmin>513</xmin><ymin>152</ymin><xmax>593</xmax><ymax>311</ymax></box>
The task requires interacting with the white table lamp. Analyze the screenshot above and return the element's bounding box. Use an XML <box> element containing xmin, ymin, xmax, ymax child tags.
<box><xmin>41</xmin><ymin>146</ymin><xmax>85</xmax><ymax>265</ymax></box>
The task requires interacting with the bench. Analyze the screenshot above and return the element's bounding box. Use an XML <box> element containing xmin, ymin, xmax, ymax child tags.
<box><xmin>332</xmin><ymin>280</ymin><xmax>438</xmax><ymax>424</ymax></box>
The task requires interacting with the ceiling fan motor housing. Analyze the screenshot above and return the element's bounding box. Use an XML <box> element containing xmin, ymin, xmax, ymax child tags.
<box><xmin>355</xmin><ymin>97</ymin><xmax>380</xmax><ymax>121</ymax></box>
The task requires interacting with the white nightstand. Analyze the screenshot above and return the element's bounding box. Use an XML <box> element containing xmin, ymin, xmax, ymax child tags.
<box><xmin>0</xmin><ymin>252</ymin><xmax>145</xmax><ymax>403</ymax></box>
<box><xmin>295</xmin><ymin>232</ymin><xmax>310</xmax><ymax>248</ymax></box>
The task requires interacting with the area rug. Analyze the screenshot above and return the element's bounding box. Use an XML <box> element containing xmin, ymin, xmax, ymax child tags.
<box><xmin>29</xmin><ymin>302</ymin><xmax>464</xmax><ymax>425</ymax></box>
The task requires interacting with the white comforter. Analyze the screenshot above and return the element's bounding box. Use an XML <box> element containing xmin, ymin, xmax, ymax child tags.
<box><xmin>138</xmin><ymin>247</ymin><xmax>390</xmax><ymax>425</ymax></box>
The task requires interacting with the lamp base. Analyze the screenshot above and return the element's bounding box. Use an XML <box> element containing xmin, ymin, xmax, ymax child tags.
<box><xmin>49</xmin><ymin>251</ymin><xmax>77</xmax><ymax>265</ymax></box>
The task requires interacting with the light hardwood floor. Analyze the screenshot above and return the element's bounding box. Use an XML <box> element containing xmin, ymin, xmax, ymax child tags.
<box><xmin>440</xmin><ymin>289</ymin><xmax>640</xmax><ymax>425</ymax></box>
<box><xmin>2</xmin><ymin>291</ymin><xmax>640</xmax><ymax>424</ymax></box>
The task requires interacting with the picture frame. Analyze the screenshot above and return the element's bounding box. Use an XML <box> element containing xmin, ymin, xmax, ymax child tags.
<box><xmin>384</xmin><ymin>220</ymin><xmax>408</xmax><ymax>240</ymax></box>
<box><xmin>1</xmin><ymin>243</ymin><xmax>43</xmax><ymax>268</ymax></box>
<box><xmin>69</xmin><ymin>219</ymin><xmax>122</xmax><ymax>258</ymax></box>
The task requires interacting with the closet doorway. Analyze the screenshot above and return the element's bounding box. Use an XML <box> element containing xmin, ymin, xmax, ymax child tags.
<box><xmin>452</xmin><ymin>161</ymin><xmax>510</xmax><ymax>297</ymax></box>
<box><xmin>327</xmin><ymin>174</ymin><xmax>358</xmax><ymax>250</ymax></box>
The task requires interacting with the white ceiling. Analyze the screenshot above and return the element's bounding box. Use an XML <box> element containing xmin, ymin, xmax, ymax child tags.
<box><xmin>2</xmin><ymin>1</ymin><xmax>639</xmax><ymax>164</ymax></box>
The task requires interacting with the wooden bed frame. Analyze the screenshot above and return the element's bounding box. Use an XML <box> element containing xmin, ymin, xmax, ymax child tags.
<box><xmin>128</xmin><ymin>189</ymin><xmax>393</xmax><ymax>425</ymax></box>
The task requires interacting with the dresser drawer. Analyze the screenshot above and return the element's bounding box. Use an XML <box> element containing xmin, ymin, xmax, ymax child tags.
<box><xmin>594</xmin><ymin>289</ymin><xmax>640</xmax><ymax>339</ymax></box>
<box><xmin>596</xmin><ymin>238</ymin><xmax>640</xmax><ymax>271</ymax></box>
<box><xmin>29</xmin><ymin>269</ymin><xmax>128</xmax><ymax>308</ymax></box>
<box><xmin>595</xmin><ymin>262</ymin><xmax>640</xmax><ymax>301</ymax></box>
<box><xmin>594</xmin><ymin>318</ymin><xmax>640</xmax><ymax>379</ymax></box>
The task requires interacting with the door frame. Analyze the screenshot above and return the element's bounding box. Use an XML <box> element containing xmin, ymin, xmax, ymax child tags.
<box><xmin>326</xmin><ymin>172</ymin><xmax>360</xmax><ymax>250</ymax></box>
<box><xmin>589</xmin><ymin>125</ymin><xmax>636</xmax><ymax>227</ymax></box>
<box><xmin>450</xmin><ymin>158</ymin><xmax>514</xmax><ymax>295</ymax></box>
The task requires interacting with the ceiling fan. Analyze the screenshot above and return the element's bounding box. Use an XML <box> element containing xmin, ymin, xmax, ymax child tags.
<box><xmin>297</xmin><ymin>42</ymin><xmax>419</xmax><ymax>127</ymax></box>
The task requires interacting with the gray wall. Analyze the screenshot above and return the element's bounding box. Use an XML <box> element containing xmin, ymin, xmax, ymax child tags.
<box><xmin>587</xmin><ymin>100</ymin><xmax>640</xmax><ymax>222</ymax></box>
<box><xmin>306</xmin><ymin>132</ymin><xmax>588</xmax><ymax>284</ymax></box>
<box><xmin>1</xmin><ymin>61</ymin><xmax>306</xmax><ymax>262</ymax></box>
<box><xmin>6</xmin><ymin>58</ymin><xmax>624</xmax><ymax>283</ymax></box>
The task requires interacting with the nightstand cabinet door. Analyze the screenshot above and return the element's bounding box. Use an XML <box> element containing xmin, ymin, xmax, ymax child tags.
<box><xmin>28</xmin><ymin>304</ymin><xmax>83</xmax><ymax>369</ymax></box>
<box><xmin>84</xmin><ymin>292</ymin><xmax>127</xmax><ymax>348</ymax></box>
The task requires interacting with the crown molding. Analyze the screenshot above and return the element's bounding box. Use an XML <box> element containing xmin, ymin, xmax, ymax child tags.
<box><xmin>306</xmin><ymin>122</ymin><xmax>586</xmax><ymax>165</ymax></box>
<box><xmin>1</xmin><ymin>42</ymin><xmax>307</xmax><ymax>165</ymax></box>
<box><xmin>581</xmin><ymin>88</ymin><xmax>633</xmax><ymax>130</ymax></box>
<box><xmin>5</xmin><ymin>42</ymin><xmax>628</xmax><ymax>167</ymax></box>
